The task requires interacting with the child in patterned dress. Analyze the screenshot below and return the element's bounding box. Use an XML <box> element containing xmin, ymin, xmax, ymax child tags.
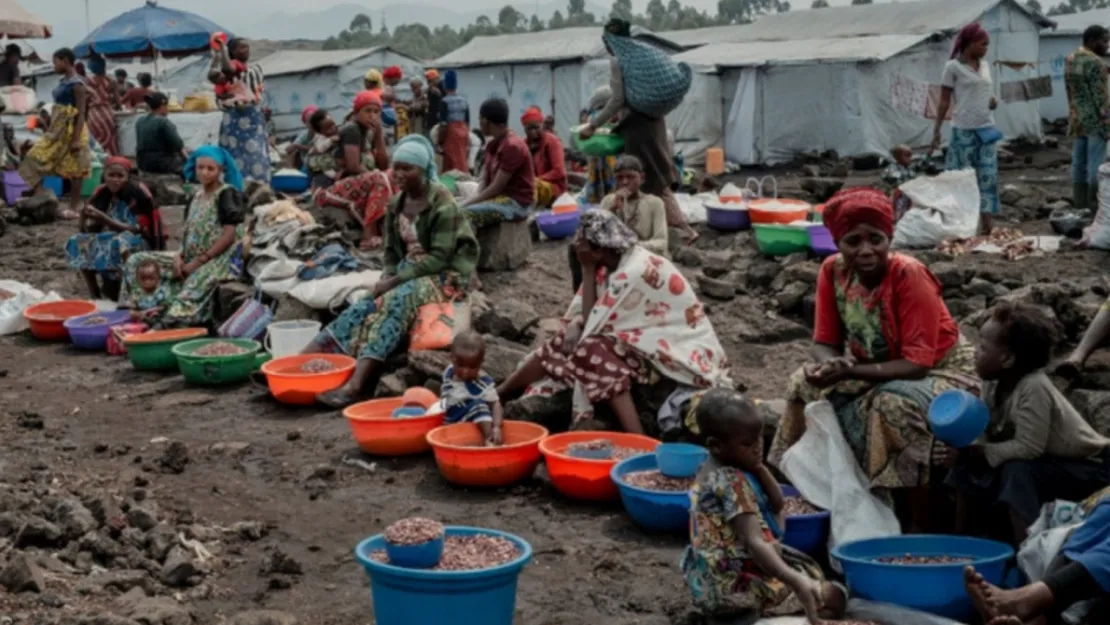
<box><xmin>440</xmin><ymin>331</ymin><xmax>503</xmax><ymax>446</ymax></box>
<box><xmin>128</xmin><ymin>258</ymin><xmax>171</xmax><ymax>321</ymax></box>
<box><xmin>882</xmin><ymin>144</ymin><xmax>921</xmax><ymax>221</ymax></box>
<box><xmin>681</xmin><ymin>388</ymin><xmax>845</xmax><ymax>623</ymax></box>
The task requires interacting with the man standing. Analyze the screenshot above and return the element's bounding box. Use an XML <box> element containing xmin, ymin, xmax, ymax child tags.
<box><xmin>0</xmin><ymin>44</ymin><xmax>21</xmax><ymax>87</ymax></box>
<box><xmin>1065</xmin><ymin>25</ymin><xmax>1110</xmax><ymax>209</ymax></box>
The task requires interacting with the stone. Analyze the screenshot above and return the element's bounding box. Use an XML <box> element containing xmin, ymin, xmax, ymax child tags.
<box><xmin>672</xmin><ymin>245</ymin><xmax>704</xmax><ymax>268</ymax></box>
<box><xmin>226</xmin><ymin>611</ymin><xmax>298</xmax><ymax>625</ymax></box>
<box><xmin>407</xmin><ymin>349</ymin><xmax>453</xmax><ymax>380</ymax></box>
<box><xmin>145</xmin><ymin>524</ymin><xmax>177</xmax><ymax>563</ymax></box>
<box><xmin>929</xmin><ymin>261</ymin><xmax>966</xmax><ymax>289</ymax></box>
<box><xmin>260</xmin><ymin>547</ymin><xmax>303</xmax><ymax>575</ymax></box>
<box><xmin>480</xmin><ymin>336</ymin><xmax>531</xmax><ymax>383</ymax></box>
<box><xmin>76</xmin><ymin>570</ymin><xmax>149</xmax><ymax>595</ymax></box>
<box><xmin>77</xmin><ymin>615</ymin><xmax>142</xmax><ymax>625</ymax></box>
<box><xmin>800</xmin><ymin>164</ymin><xmax>821</xmax><ymax>178</ymax></box>
<box><xmin>374</xmin><ymin>373</ymin><xmax>407</xmax><ymax>397</ymax></box>
<box><xmin>474</xmin><ymin>299</ymin><xmax>539</xmax><ymax>342</ymax></box>
<box><xmin>780</xmin><ymin>261</ymin><xmax>820</xmax><ymax>286</ymax></box>
<box><xmin>0</xmin><ymin>512</ymin><xmax>23</xmax><ymax>537</ymax></box>
<box><xmin>476</xmin><ymin>220</ymin><xmax>532</xmax><ymax>272</ymax></box>
<box><xmin>126</xmin><ymin>506</ymin><xmax>159</xmax><ymax>532</ymax></box>
<box><xmin>159</xmin><ymin>546</ymin><xmax>199</xmax><ymax>587</ymax></box>
<box><xmin>119</xmin><ymin>596</ymin><xmax>194</xmax><ymax>625</ymax></box>
<box><xmin>757</xmin><ymin>399</ymin><xmax>787</xmax><ymax>428</ymax></box>
<box><xmin>156</xmin><ymin>441</ymin><xmax>189</xmax><ymax>474</ymax></box>
<box><xmin>999</xmin><ymin>185</ymin><xmax>1024</xmax><ymax>206</ymax></box>
<box><xmin>55</xmin><ymin>499</ymin><xmax>97</xmax><ymax>541</ymax></box>
<box><xmin>964</xmin><ymin>277</ymin><xmax>1008</xmax><ymax>301</ymax></box>
<box><xmin>14</xmin><ymin>516</ymin><xmax>62</xmax><ymax>548</ymax></box>
<box><xmin>0</xmin><ymin>552</ymin><xmax>46</xmax><ymax>593</ymax></box>
<box><xmin>230</xmin><ymin>521</ymin><xmax>267</xmax><ymax>541</ymax></box>
<box><xmin>81</xmin><ymin>529</ymin><xmax>123</xmax><ymax>561</ymax></box>
<box><xmin>829</xmin><ymin>161</ymin><xmax>851</xmax><ymax>178</ymax></box>
<box><xmin>1068</xmin><ymin>390</ymin><xmax>1110</xmax><ymax>436</ymax></box>
<box><xmin>15</xmin><ymin>194</ymin><xmax>59</xmax><ymax>225</ymax></box>
<box><xmin>699</xmin><ymin>276</ymin><xmax>736</xmax><ymax>301</ymax></box>
<box><xmin>701</xmin><ymin>250</ymin><xmax>736</xmax><ymax>279</ymax></box>
<box><xmin>799</xmin><ymin>178</ymin><xmax>844</xmax><ymax>202</ymax></box>
<box><xmin>137</xmin><ymin>173</ymin><xmax>188</xmax><ymax>206</ymax></box>
<box><xmin>745</xmin><ymin>259</ymin><xmax>782</xmax><ymax>290</ymax></box>
<box><xmin>775</xmin><ymin>282</ymin><xmax>810</xmax><ymax>314</ymax></box>
<box><xmin>852</xmin><ymin>154</ymin><xmax>884</xmax><ymax>171</ymax></box>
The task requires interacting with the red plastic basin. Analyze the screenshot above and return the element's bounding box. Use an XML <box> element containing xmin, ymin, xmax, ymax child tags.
<box><xmin>24</xmin><ymin>300</ymin><xmax>97</xmax><ymax>341</ymax></box>
<box><xmin>539</xmin><ymin>431</ymin><xmax>661</xmax><ymax>501</ymax></box>
<box><xmin>343</xmin><ymin>397</ymin><xmax>445</xmax><ymax>456</ymax></box>
<box><xmin>426</xmin><ymin>421</ymin><xmax>549</xmax><ymax>487</ymax></box>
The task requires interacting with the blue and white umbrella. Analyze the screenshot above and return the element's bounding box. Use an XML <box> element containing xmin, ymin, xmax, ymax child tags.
<box><xmin>74</xmin><ymin>1</ymin><xmax>230</xmax><ymax>58</ymax></box>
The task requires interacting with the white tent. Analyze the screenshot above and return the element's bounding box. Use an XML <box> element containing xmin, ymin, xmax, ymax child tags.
<box><xmin>1038</xmin><ymin>8</ymin><xmax>1110</xmax><ymax>122</ymax></box>
<box><xmin>258</xmin><ymin>46</ymin><xmax>425</xmax><ymax>136</ymax></box>
<box><xmin>666</xmin><ymin>0</ymin><xmax>1051</xmax><ymax>165</ymax></box>
<box><xmin>24</xmin><ymin>55</ymin><xmax>212</xmax><ymax>108</ymax></box>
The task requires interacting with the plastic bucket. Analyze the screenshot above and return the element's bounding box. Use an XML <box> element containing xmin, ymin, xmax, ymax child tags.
<box><xmin>264</xmin><ymin>319</ymin><xmax>321</xmax><ymax>357</ymax></box>
<box><xmin>929</xmin><ymin>389</ymin><xmax>990</xmax><ymax>448</ymax></box>
<box><xmin>43</xmin><ymin>176</ymin><xmax>64</xmax><ymax>197</ymax></box>
<box><xmin>3</xmin><ymin>170</ymin><xmax>29</xmax><ymax>205</ymax></box>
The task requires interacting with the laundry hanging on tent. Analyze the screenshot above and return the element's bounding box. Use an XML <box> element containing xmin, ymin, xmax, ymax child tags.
<box><xmin>924</xmin><ymin>84</ymin><xmax>953</xmax><ymax>121</ymax></box>
<box><xmin>891</xmin><ymin>73</ymin><xmax>929</xmax><ymax>117</ymax></box>
<box><xmin>1000</xmin><ymin>76</ymin><xmax>1053</xmax><ymax>103</ymax></box>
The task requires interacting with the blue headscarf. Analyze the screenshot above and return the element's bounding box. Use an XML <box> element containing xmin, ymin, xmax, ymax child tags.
<box><xmin>183</xmin><ymin>145</ymin><xmax>244</xmax><ymax>191</ymax></box>
<box><xmin>444</xmin><ymin>70</ymin><xmax>458</xmax><ymax>91</ymax></box>
<box><xmin>87</xmin><ymin>55</ymin><xmax>107</xmax><ymax>77</ymax></box>
<box><xmin>392</xmin><ymin>134</ymin><xmax>437</xmax><ymax>181</ymax></box>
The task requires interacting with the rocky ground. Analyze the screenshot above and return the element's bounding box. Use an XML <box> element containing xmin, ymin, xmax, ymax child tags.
<box><xmin>2</xmin><ymin>136</ymin><xmax>1110</xmax><ymax>625</ymax></box>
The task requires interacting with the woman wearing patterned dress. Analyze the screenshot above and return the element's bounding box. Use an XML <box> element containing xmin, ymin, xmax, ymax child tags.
<box><xmin>212</xmin><ymin>38</ymin><xmax>270</xmax><ymax>183</ymax></box>
<box><xmin>83</xmin><ymin>55</ymin><xmax>119</xmax><ymax>156</ymax></box>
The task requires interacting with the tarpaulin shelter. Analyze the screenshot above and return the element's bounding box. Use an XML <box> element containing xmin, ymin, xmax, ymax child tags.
<box><xmin>1037</xmin><ymin>7</ymin><xmax>1110</xmax><ymax>122</ymax></box>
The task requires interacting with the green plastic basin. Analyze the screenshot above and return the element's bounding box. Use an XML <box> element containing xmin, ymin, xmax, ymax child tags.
<box><xmin>753</xmin><ymin>223</ymin><xmax>812</xmax><ymax>256</ymax></box>
<box><xmin>125</xmin><ymin>328</ymin><xmax>209</xmax><ymax>371</ymax></box>
<box><xmin>572</xmin><ymin>128</ymin><xmax>624</xmax><ymax>158</ymax></box>
<box><xmin>172</xmin><ymin>338</ymin><xmax>270</xmax><ymax>385</ymax></box>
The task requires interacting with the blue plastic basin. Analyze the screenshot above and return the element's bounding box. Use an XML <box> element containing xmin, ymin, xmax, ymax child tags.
<box><xmin>610</xmin><ymin>453</ymin><xmax>691</xmax><ymax>534</ymax></box>
<box><xmin>536</xmin><ymin>211</ymin><xmax>580</xmax><ymax>240</ymax></box>
<box><xmin>780</xmin><ymin>485</ymin><xmax>830</xmax><ymax>556</ymax></box>
<box><xmin>655</xmin><ymin>442</ymin><xmax>708</xmax><ymax>478</ymax></box>
<box><xmin>355</xmin><ymin>526</ymin><xmax>532</xmax><ymax>625</ymax></box>
<box><xmin>391</xmin><ymin>406</ymin><xmax>427</xmax><ymax>419</ymax></box>
<box><xmin>832</xmin><ymin>534</ymin><xmax>1014</xmax><ymax>621</ymax></box>
<box><xmin>385</xmin><ymin>535</ymin><xmax>444</xmax><ymax>569</ymax></box>
<box><xmin>929</xmin><ymin>389</ymin><xmax>989</xmax><ymax>448</ymax></box>
<box><xmin>271</xmin><ymin>172</ymin><xmax>309</xmax><ymax>193</ymax></box>
<box><xmin>64</xmin><ymin>309</ymin><xmax>131</xmax><ymax>351</ymax></box>
<box><xmin>43</xmin><ymin>176</ymin><xmax>64</xmax><ymax>197</ymax></box>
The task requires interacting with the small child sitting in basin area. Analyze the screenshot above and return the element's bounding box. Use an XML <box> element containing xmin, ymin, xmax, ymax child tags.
<box><xmin>127</xmin><ymin>258</ymin><xmax>172</xmax><ymax>322</ymax></box>
<box><xmin>441</xmin><ymin>331</ymin><xmax>503</xmax><ymax>446</ymax></box>
<box><xmin>681</xmin><ymin>388</ymin><xmax>845</xmax><ymax>624</ymax></box>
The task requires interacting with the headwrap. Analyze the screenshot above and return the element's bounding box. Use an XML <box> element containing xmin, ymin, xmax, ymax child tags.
<box><xmin>821</xmin><ymin>187</ymin><xmax>895</xmax><ymax>242</ymax></box>
<box><xmin>521</xmin><ymin>106</ymin><xmax>544</xmax><ymax>126</ymax></box>
<box><xmin>604</xmin><ymin>17</ymin><xmax>632</xmax><ymax>38</ymax></box>
<box><xmin>444</xmin><ymin>70</ymin><xmax>458</xmax><ymax>91</ymax></box>
<box><xmin>364</xmin><ymin>69</ymin><xmax>382</xmax><ymax>85</ymax></box>
<box><xmin>103</xmin><ymin>156</ymin><xmax>132</xmax><ymax>174</ymax></box>
<box><xmin>383</xmin><ymin>65</ymin><xmax>402</xmax><ymax>81</ymax></box>
<box><xmin>951</xmin><ymin>23</ymin><xmax>988</xmax><ymax>59</ymax></box>
<box><xmin>144</xmin><ymin>91</ymin><xmax>168</xmax><ymax>110</ymax></box>
<box><xmin>301</xmin><ymin>105</ymin><xmax>318</xmax><ymax>125</ymax></box>
<box><xmin>353</xmin><ymin>90</ymin><xmax>382</xmax><ymax>113</ymax></box>
<box><xmin>87</xmin><ymin>56</ymin><xmax>107</xmax><ymax>77</ymax></box>
<box><xmin>183</xmin><ymin>145</ymin><xmax>244</xmax><ymax>192</ymax></box>
<box><xmin>578</xmin><ymin>210</ymin><xmax>638</xmax><ymax>253</ymax></box>
<box><xmin>392</xmin><ymin>135</ymin><xmax>438</xmax><ymax>181</ymax></box>
<box><xmin>425</xmin><ymin>69</ymin><xmax>439</xmax><ymax>82</ymax></box>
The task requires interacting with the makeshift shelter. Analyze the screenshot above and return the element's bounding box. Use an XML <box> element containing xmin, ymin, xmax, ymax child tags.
<box><xmin>1038</xmin><ymin>8</ymin><xmax>1110</xmax><ymax>122</ymax></box>
<box><xmin>431</xmin><ymin>27</ymin><xmax>682</xmax><ymax>142</ymax></box>
<box><xmin>666</xmin><ymin>0</ymin><xmax>1052</xmax><ymax>165</ymax></box>
<box><xmin>25</xmin><ymin>55</ymin><xmax>212</xmax><ymax>107</ymax></box>
<box><xmin>257</xmin><ymin>46</ymin><xmax>424</xmax><ymax>136</ymax></box>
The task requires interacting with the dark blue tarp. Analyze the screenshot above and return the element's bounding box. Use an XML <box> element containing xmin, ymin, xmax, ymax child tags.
<box><xmin>73</xmin><ymin>2</ymin><xmax>231</xmax><ymax>58</ymax></box>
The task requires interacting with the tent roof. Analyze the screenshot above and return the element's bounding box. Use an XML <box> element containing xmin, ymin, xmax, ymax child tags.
<box><xmin>663</xmin><ymin>0</ymin><xmax>1052</xmax><ymax>48</ymax></box>
<box><xmin>674</xmin><ymin>34</ymin><xmax>930</xmax><ymax>70</ymax></box>
<box><xmin>1044</xmin><ymin>7</ymin><xmax>1110</xmax><ymax>36</ymax></box>
<box><xmin>433</xmin><ymin>26</ymin><xmax>680</xmax><ymax>68</ymax></box>
<box><xmin>256</xmin><ymin>46</ymin><xmax>420</xmax><ymax>77</ymax></box>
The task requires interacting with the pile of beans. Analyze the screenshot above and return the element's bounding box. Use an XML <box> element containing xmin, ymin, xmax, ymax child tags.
<box><xmin>371</xmin><ymin>534</ymin><xmax>520</xmax><ymax>571</ymax></box>
<box><xmin>623</xmin><ymin>469</ymin><xmax>693</xmax><ymax>491</ymax></box>
<box><xmin>875</xmin><ymin>554</ymin><xmax>972</xmax><ymax>565</ymax></box>
<box><xmin>300</xmin><ymin>358</ymin><xmax>337</xmax><ymax>373</ymax></box>
<box><xmin>79</xmin><ymin>315</ymin><xmax>110</xmax><ymax>326</ymax></box>
<box><xmin>567</xmin><ymin>439</ymin><xmax>643</xmax><ymax>460</ymax></box>
<box><xmin>383</xmin><ymin>517</ymin><xmax>444</xmax><ymax>546</ymax></box>
<box><xmin>195</xmin><ymin>341</ymin><xmax>249</xmax><ymax>356</ymax></box>
<box><xmin>783</xmin><ymin>496</ymin><xmax>821</xmax><ymax>516</ymax></box>
<box><xmin>569</xmin><ymin>440</ymin><xmax>611</xmax><ymax>452</ymax></box>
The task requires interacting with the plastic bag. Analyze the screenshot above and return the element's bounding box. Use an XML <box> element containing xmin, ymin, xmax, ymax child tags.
<box><xmin>409</xmin><ymin>300</ymin><xmax>471</xmax><ymax>352</ymax></box>
<box><xmin>892</xmin><ymin>168</ymin><xmax>981</xmax><ymax>249</ymax></box>
<box><xmin>778</xmin><ymin>401</ymin><xmax>901</xmax><ymax>552</ymax></box>
<box><xmin>845</xmin><ymin>599</ymin><xmax>967</xmax><ymax>625</ymax></box>
<box><xmin>218</xmin><ymin>290</ymin><xmax>273</xmax><ymax>340</ymax></box>
<box><xmin>0</xmin><ymin>280</ymin><xmax>60</xmax><ymax>336</ymax></box>
<box><xmin>1083</xmin><ymin>163</ymin><xmax>1110</xmax><ymax>249</ymax></box>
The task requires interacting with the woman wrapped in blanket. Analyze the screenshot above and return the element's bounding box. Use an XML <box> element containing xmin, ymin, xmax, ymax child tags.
<box><xmin>65</xmin><ymin>156</ymin><xmax>165</xmax><ymax>300</ymax></box>
<box><xmin>767</xmin><ymin>188</ymin><xmax>980</xmax><ymax>533</ymax></box>
<box><xmin>120</xmin><ymin>146</ymin><xmax>246</xmax><ymax>328</ymax></box>
<box><xmin>496</xmin><ymin>210</ymin><xmax>732</xmax><ymax>434</ymax></box>
<box><xmin>306</xmin><ymin>134</ymin><xmax>480</xmax><ymax>408</ymax></box>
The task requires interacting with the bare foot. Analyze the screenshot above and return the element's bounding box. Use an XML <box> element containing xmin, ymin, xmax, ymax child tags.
<box><xmin>984</xmin><ymin>581</ymin><xmax>1055</xmax><ymax>621</ymax></box>
<box><xmin>965</xmin><ymin>566</ymin><xmax>996</xmax><ymax>622</ymax></box>
<box><xmin>316</xmin><ymin>385</ymin><xmax>359</xmax><ymax>409</ymax></box>
<box><xmin>818</xmin><ymin>581</ymin><xmax>846</xmax><ymax>619</ymax></box>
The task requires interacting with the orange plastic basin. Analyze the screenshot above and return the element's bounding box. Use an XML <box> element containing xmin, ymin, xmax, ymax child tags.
<box><xmin>343</xmin><ymin>397</ymin><xmax>445</xmax><ymax>456</ymax></box>
<box><xmin>402</xmin><ymin>387</ymin><xmax>438</xmax><ymax>410</ymax></box>
<box><xmin>24</xmin><ymin>300</ymin><xmax>97</xmax><ymax>341</ymax></box>
<box><xmin>426</xmin><ymin>421</ymin><xmax>549</xmax><ymax>487</ymax></box>
<box><xmin>539</xmin><ymin>431</ymin><xmax>661</xmax><ymax>501</ymax></box>
<box><xmin>261</xmin><ymin>354</ymin><xmax>356</xmax><ymax>405</ymax></box>
<box><xmin>124</xmin><ymin>327</ymin><xmax>208</xmax><ymax>344</ymax></box>
<box><xmin>748</xmin><ymin>198</ymin><xmax>812</xmax><ymax>225</ymax></box>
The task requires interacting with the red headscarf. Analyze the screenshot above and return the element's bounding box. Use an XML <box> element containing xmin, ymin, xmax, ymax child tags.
<box><xmin>301</xmin><ymin>105</ymin><xmax>318</xmax><ymax>125</ymax></box>
<box><xmin>104</xmin><ymin>156</ymin><xmax>132</xmax><ymax>173</ymax></box>
<box><xmin>822</xmin><ymin>187</ymin><xmax>895</xmax><ymax>242</ymax></box>
<box><xmin>520</xmin><ymin>106</ymin><xmax>544</xmax><ymax>126</ymax></box>
<box><xmin>951</xmin><ymin>23</ymin><xmax>988</xmax><ymax>59</ymax></box>
<box><xmin>383</xmin><ymin>65</ymin><xmax>403</xmax><ymax>82</ymax></box>
<box><xmin>353</xmin><ymin>90</ymin><xmax>382</xmax><ymax>112</ymax></box>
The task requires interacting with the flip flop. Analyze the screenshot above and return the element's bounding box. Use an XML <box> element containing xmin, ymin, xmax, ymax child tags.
<box><xmin>317</xmin><ymin>388</ymin><xmax>357</xmax><ymax>409</ymax></box>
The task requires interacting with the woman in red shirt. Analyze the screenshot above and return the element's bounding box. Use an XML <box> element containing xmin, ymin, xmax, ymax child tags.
<box><xmin>522</xmin><ymin>106</ymin><xmax>566</xmax><ymax>208</ymax></box>
<box><xmin>767</xmin><ymin>188</ymin><xmax>979</xmax><ymax>533</ymax></box>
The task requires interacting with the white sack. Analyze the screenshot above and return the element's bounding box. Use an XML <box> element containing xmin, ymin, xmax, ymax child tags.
<box><xmin>892</xmin><ymin>169</ymin><xmax>981</xmax><ymax>249</ymax></box>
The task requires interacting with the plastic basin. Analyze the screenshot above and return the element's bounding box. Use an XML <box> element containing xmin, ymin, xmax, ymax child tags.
<box><xmin>124</xmin><ymin>328</ymin><xmax>208</xmax><ymax>371</ymax></box>
<box><xmin>571</xmin><ymin>130</ymin><xmax>625</xmax><ymax>158</ymax></box>
<box><xmin>3</xmin><ymin>170</ymin><xmax>29</xmax><ymax>205</ymax></box>
<box><xmin>611</xmin><ymin>453</ymin><xmax>690</xmax><ymax>533</ymax></box>
<box><xmin>539</xmin><ymin>432</ymin><xmax>660</xmax><ymax>501</ymax></box>
<box><xmin>63</xmin><ymin>309</ymin><xmax>131</xmax><ymax>350</ymax></box>
<box><xmin>807</xmin><ymin>223</ymin><xmax>837</xmax><ymax>256</ymax></box>
<box><xmin>272</xmin><ymin>172</ymin><xmax>309</xmax><ymax>193</ymax></box>
<box><xmin>81</xmin><ymin>163</ymin><xmax>103</xmax><ymax>197</ymax></box>
<box><xmin>43</xmin><ymin>176</ymin><xmax>64</xmax><ymax>197</ymax></box>
<box><xmin>705</xmin><ymin>201</ymin><xmax>751</xmax><ymax>232</ymax></box>
<box><xmin>929</xmin><ymin>389</ymin><xmax>989</xmax><ymax>448</ymax></box>
<box><xmin>748</xmin><ymin>198</ymin><xmax>811</xmax><ymax>225</ymax></box>
<box><xmin>260</xmin><ymin>354</ymin><xmax>356</xmax><ymax>405</ymax></box>
<box><xmin>780</xmin><ymin>485</ymin><xmax>830</xmax><ymax>556</ymax></box>
<box><xmin>343</xmin><ymin>398</ymin><xmax>445</xmax><ymax>456</ymax></box>
<box><xmin>655</xmin><ymin>442</ymin><xmax>709</xmax><ymax>478</ymax></box>
<box><xmin>426</xmin><ymin>421</ymin><xmax>549</xmax><ymax>487</ymax></box>
<box><xmin>402</xmin><ymin>387</ymin><xmax>439</xmax><ymax>410</ymax></box>
<box><xmin>24</xmin><ymin>300</ymin><xmax>97</xmax><ymax>341</ymax></box>
<box><xmin>832</xmin><ymin>534</ymin><xmax>1014</xmax><ymax>621</ymax></box>
<box><xmin>536</xmin><ymin>211</ymin><xmax>580</xmax><ymax>240</ymax></box>
<box><xmin>355</xmin><ymin>526</ymin><xmax>532</xmax><ymax>625</ymax></box>
<box><xmin>753</xmin><ymin>223</ymin><xmax>812</xmax><ymax>256</ymax></box>
<box><xmin>385</xmin><ymin>535</ymin><xmax>445</xmax><ymax>569</ymax></box>
<box><xmin>392</xmin><ymin>406</ymin><xmax>428</xmax><ymax>418</ymax></box>
<box><xmin>172</xmin><ymin>338</ymin><xmax>267</xmax><ymax>385</ymax></box>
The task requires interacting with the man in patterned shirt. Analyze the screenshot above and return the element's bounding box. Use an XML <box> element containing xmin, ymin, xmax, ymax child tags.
<box><xmin>1065</xmin><ymin>25</ymin><xmax>1110</xmax><ymax>209</ymax></box>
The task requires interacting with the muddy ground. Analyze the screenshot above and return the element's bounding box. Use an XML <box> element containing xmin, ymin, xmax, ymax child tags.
<box><xmin>2</xmin><ymin>140</ymin><xmax>1110</xmax><ymax>625</ymax></box>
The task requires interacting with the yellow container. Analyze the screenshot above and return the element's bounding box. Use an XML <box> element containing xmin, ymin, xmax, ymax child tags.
<box><xmin>705</xmin><ymin>147</ymin><xmax>725</xmax><ymax>176</ymax></box>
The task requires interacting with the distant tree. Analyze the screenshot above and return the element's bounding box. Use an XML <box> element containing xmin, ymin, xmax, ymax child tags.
<box><xmin>1047</xmin><ymin>0</ymin><xmax>1108</xmax><ymax>14</ymax></box>
<box><xmin>718</xmin><ymin>0</ymin><xmax>791</xmax><ymax>24</ymax></box>
<box><xmin>851</xmin><ymin>0</ymin><xmax>872</xmax><ymax>4</ymax></box>
<box><xmin>568</xmin><ymin>0</ymin><xmax>587</xmax><ymax>15</ymax></box>
<box><xmin>550</xmin><ymin>9</ymin><xmax>567</xmax><ymax>28</ymax></box>
<box><xmin>811</xmin><ymin>0</ymin><xmax>829</xmax><ymax>7</ymax></box>
<box><xmin>646</xmin><ymin>0</ymin><xmax>668</xmax><ymax>28</ymax></box>
<box><xmin>611</xmin><ymin>0</ymin><xmax>634</xmax><ymax>20</ymax></box>
<box><xmin>1025</xmin><ymin>0</ymin><xmax>1043</xmax><ymax>12</ymax></box>
<box><xmin>530</xmin><ymin>14</ymin><xmax>545</xmax><ymax>31</ymax></box>
<box><xmin>498</xmin><ymin>5</ymin><xmax>526</xmax><ymax>32</ymax></box>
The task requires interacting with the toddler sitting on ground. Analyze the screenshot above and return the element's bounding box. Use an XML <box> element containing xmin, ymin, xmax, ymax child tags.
<box><xmin>306</xmin><ymin>108</ymin><xmax>340</xmax><ymax>181</ymax></box>
<box><xmin>441</xmin><ymin>331</ymin><xmax>503</xmax><ymax>446</ymax></box>
<box><xmin>127</xmin><ymin>258</ymin><xmax>171</xmax><ymax>321</ymax></box>
<box><xmin>882</xmin><ymin>144</ymin><xmax>921</xmax><ymax>220</ymax></box>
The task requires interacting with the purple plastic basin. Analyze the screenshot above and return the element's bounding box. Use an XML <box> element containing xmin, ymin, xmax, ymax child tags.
<box><xmin>807</xmin><ymin>223</ymin><xmax>837</xmax><ymax>256</ymax></box>
<box><xmin>706</xmin><ymin>204</ymin><xmax>751</xmax><ymax>231</ymax></box>
<box><xmin>64</xmin><ymin>309</ymin><xmax>131</xmax><ymax>350</ymax></box>
<box><xmin>537</xmin><ymin>210</ymin><xmax>580</xmax><ymax>240</ymax></box>
<box><xmin>3</xmin><ymin>170</ymin><xmax>29</xmax><ymax>205</ymax></box>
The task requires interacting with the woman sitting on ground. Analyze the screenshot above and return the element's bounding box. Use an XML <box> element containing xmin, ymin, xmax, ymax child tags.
<box><xmin>135</xmin><ymin>92</ymin><xmax>188</xmax><ymax>175</ymax></box>
<box><xmin>65</xmin><ymin>156</ymin><xmax>165</xmax><ymax>300</ymax></box>
<box><xmin>767</xmin><ymin>188</ymin><xmax>980</xmax><ymax>533</ymax></box>
<box><xmin>497</xmin><ymin>210</ymin><xmax>732</xmax><ymax>435</ymax></box>
<box><xmin>313</xmin><ymin>90</ymin><xmax>394</xmax><ymax>250</ymax></box>
<box><xmin>521</xmin><ymin>106</ymin><xmax>566</xmax><ymax>208</ymax></box>
<box><xmin>306</xmin><ymin>135</ymin><xmax>480</xmax><ymax>408</ymax></box>
<box><xmin>568</xmin><ymin>155</ymin><xmax>667</xmax><ymax>292</ymax></box>
<box><xmin>460</xmin><ymin>98</ymin><xmax>535</xmax><ymax>228</ymax></box>
<box><xmin>120</xmin><ymin>146</ymin><xmax>245</xmax><ymax>328</ymax></box>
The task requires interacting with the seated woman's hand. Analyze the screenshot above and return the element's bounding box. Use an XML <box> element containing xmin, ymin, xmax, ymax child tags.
<box><xmin>804</xmin><ymin>357</ymin><xmax>854</xmax><ymax>388</ymax></box>
<box><xmin>561</xmin><ymin>322</ymin><xmax>583</xmax><ymax>356</ymax></box>
<box><xmin>172</xmin><ymin>254</ymin><xmax>186</xmax><ymax>280</ymax></box>
<box><xmin>81</xmin><ymin>207</ymin><xmax>106</xmax><ymax>224</ymax></box>
<box><xmin>371</xmin><ymin>276</ymin><xmax>398</xmax><ymax>299</ymax></box>
<box><xmin>182</xmin><ymin>259</ymin><xmax>203</xmax><ymax>277</ymax></box>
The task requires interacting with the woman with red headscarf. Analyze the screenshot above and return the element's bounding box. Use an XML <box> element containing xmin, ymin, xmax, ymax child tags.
<box><xmin>768</xmin><ymin>188</ymin><xmax>979</xmax><ymax>533</ymax></box>
<box><xmin>314</xmin><ymin>90</ymin><xmax>394</xmax><ymax>250</ymax></box>
<box><xmin>522</xmin><ymin>106</ymin><xmax>567</xmax><ymax>207</ymax></box>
